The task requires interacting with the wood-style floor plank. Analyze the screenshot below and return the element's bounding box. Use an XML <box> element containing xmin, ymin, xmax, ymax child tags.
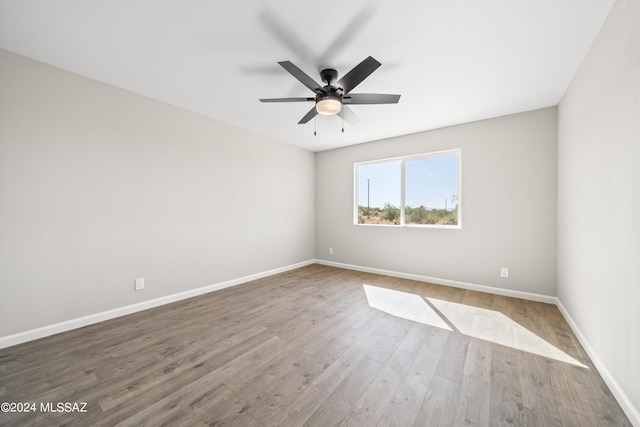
<box><xmin>339</xmin><ymin>347</ymin><xmax>413</xmax><ymax>426</ymax></box>
<box><xmin>452</xmin><ymin>373</ymin><xmax>490</xmax><ymax>426</ymax></box>
<box><xmin>490</xmin><ymin>347</ymin><xmax>526</xmax><ymax>427</ymax></box>
<box><xmin>414</xmin><ymin>374</ymin><xmax>461</xmax><ymax>426</ymax></box>
<box><xmin>0</xmin><ymin>264</ymin><xmax>632</xmax><ymax>426</ymax></box>
<box><xmin>377</xmin><ymin>343</ymin><xmax>442</xmax><ymax>426</ymax></box>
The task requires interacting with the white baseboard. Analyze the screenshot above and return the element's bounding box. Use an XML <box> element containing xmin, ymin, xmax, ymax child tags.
<box><xmin>314</xmin><ymin>259</ymin><xmax>557</xmax><ymax>304</ymax></box>
<box><xmin>0</xmin><ymin>260</ymin><xmax>314</xmax><ymax>350</ymax></box>
<box><xmin>555</xmin><ymin>299</ymin><xmax>640</xmax><ymax>427</ymax></box>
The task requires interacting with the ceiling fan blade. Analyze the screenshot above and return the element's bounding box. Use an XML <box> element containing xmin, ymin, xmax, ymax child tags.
<box><xmin>336</xmin><ymin>56</ymin><xmax>381</xmax><ymax>94</ymax></box>
<box><xmin>343</xmin><ymin>93</ymin><xmax>401</xmax><ymax>104</ymax></box>
<box><xmin>341</xmin><ymin>105</ymin><xmax>361</xmax><ymax>125</ymax></box>
<box><xmin>278</xmin><ymin>61</ymin><xmax>326</xmax><ymax>94</ymax></box>
<box><xmin>260</xmin><ymin>11</ymin><xmax>313</xmax><ymax>63</ymax></box>
<box><xmin>317</xmin><ymin>6</ymin><xmax>375</xmax><ymax>68</ymax></box>
<box><xmin>259</xmin><ymin>97</ymin><xmax>315</xmax><ymax>103</ymax></box>
<box><xmin>298</xmin><ymin>105</ymin><xmax>318</xmax><ymax>124</ymax></box>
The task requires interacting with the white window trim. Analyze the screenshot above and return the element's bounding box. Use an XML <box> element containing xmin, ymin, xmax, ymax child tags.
<box><xmin>354</xmin><ymin>149</ymin><xmax>462</xmax><ymax>229</ymax></box>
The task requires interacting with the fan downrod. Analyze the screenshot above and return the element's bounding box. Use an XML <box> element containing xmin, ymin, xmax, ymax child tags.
<box><xmin>320</xmin><ymin>68</ymin><xmax>338</xmax><ymax>85</ymax></box>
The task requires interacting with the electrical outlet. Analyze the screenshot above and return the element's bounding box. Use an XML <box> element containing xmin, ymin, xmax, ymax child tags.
<box><xmin>329</xmin><ymin>247</ymin><xmax>334</xmax><ymax>256</ymax></box>
<box><xmin>500</xmin><ymin>268</ymin><xmax>509</xmax><ymax>278</ymax></box>
<box><xmin>134</xmin><ymin>278</ymin><xmax>145</xmax><ymax>291</ymax></box>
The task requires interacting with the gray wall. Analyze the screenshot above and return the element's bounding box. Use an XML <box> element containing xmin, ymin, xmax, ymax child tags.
<box><xmin>0</xmin><ymin>50</ymin><xmax>315</xmax><ymax>337</ymax></box>
<box><xmin>315</xmin><ymin>108</ymin><xmax>557</xmax><ymax>296</ymax></box>
<box><xmin>557</xmin><ymin>0</ymin><xmax>640</xmax><ymax>418</ymax></box>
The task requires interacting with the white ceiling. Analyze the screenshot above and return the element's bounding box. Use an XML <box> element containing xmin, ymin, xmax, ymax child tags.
<box><xmin>0</xmin><ymin>0</ymin><xmax>614</xmax><ymax>152</ymax></box>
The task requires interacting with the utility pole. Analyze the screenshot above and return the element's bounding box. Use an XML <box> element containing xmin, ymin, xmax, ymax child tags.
<box><xmin>367</xmin><ymin>179</ymin><xmax>370</xmax><ymax>209</ymax></box>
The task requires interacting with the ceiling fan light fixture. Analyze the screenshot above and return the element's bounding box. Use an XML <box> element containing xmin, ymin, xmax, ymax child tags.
<box><xmin>316</xmin><ymin>94</ymin><xmax>342</xmax><ymax>115</ymax></box>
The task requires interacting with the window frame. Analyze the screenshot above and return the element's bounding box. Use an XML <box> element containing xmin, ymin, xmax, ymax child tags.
<box><xmin>354</xmin><ymin>149</ymin><xmax>462</xmax><ymax>229</ymax></box>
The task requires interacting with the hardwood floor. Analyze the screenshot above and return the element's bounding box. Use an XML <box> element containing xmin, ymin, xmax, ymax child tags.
<box><xmin>0</xmin><ymin>264</ymin><xmax>631</xmax><ymax>426</ymax></box>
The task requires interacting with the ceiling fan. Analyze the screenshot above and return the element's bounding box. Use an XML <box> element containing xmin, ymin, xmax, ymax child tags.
<box><xmin>259</xmin><ymin>56</ymin><xmax>400</xmax><ymax>125</ymax></box>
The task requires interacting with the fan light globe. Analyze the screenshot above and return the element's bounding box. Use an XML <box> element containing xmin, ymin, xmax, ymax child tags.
<box><xmin>316</xmin><ymin>97</ymin><xmax>342</xmax><ymax>115</ymax></box>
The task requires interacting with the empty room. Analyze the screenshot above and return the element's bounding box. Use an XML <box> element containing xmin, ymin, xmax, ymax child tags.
<box><xmin>0</xmin><ymin>0</ymin><xmax>638</xmax><ymax>426</ymax></box>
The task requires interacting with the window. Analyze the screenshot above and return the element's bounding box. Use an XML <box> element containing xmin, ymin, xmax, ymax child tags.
<box><xmin>355</xmin><ymin>149</ymin><xmax>461</xmax><ymax>227</ymax></box>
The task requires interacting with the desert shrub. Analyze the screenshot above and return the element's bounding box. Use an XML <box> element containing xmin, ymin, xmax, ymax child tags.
<box><xmin>381</xmin><ymin>203</ymin><xmax>400</xmax><ymax>223</ymax></box>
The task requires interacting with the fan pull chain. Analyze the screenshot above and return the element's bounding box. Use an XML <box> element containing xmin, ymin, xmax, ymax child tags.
<box><xmin>314</xmin><ymin>116</ymin><xmax>317</xmax><ymax>136</ymax></box>
<box><xmin>341</xmin><ymin>110</ymin><xmax>344</xmax><ymax>133</ymax></box>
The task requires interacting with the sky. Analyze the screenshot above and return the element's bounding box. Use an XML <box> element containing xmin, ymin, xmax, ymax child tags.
<box><xmin>357</xmin><ymin>154</ymin><xmax>459</xmax><ymax>210</ymax></box>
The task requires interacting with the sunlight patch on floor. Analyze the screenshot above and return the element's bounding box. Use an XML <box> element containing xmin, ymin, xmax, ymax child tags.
<box><xmin>363</xmin><ymin>284</ymin><xmax>452</xmax><ymax>331</ymax></box>
<box><xmin>363</xmin><ymin>284</ymin><xmax>588</xmax><ymax>368</ymax></box>
<box><xmin>427</xmin><ymin>297</ymin><xmax>588</xmax><ymax>368</ymax></box>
